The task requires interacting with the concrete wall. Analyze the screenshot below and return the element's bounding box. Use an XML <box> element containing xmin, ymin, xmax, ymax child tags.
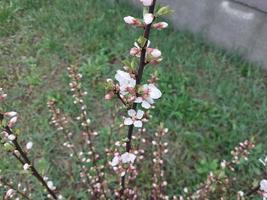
<box><xmin>130</xmin><ymin>0</ymin><xmax>267</xmax><ymax>68</ymax></box>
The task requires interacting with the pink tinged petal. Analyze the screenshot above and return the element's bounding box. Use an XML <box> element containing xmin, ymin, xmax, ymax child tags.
<box><xmin>151</xmin><ymin>49</ymin><xmax>161</xmax><ymax>58</ymax></box>
<box><xmin>110</xmin><ymin>155</ymin><xmax>120</xmax><ymax>167</ymax></box>
<box><xmin>124</xmin><ymin>16</ymin><xmax>136</xmax><ymax>24</ymax></box>
<box><xmin>130</xmin><ymin>47</ymin><xmax>140</xmax><ymax>56</ymax></box>
<box><xmin>128</xmin><ymin>153</ymin><xmax>136</xmax><ymax>163</ymax></box>
<box><xmin>121</xmin><ymin>152</ymin><xmax>136</xmax><ymax>164</ymax></box>
<box><xmin>105</xmin><ymin>91</ymin><xmax>114</xmax><ymax>100</ymax></box>
<box><xmin>153</xmin><ymin>22</ymin><xmax>168</xmax><ymax>29</ymax></box>
<box><xmin>124</xmin><ymin>118</ymin><xmax>133</xmax><ymax>126</ymax></box>
<box><xmin>8</xmin><ymin>116</ymin><xmax>18</xmax><ymax>128</ymax></box>
<box><xmin>260</xmin><ymin>180</ymin><xmax>267</xmax><ymax>192</ymax></box>
<box><xmin>136</xmin><ymin>110</ymin><xmax>144</xmax><ymax>119</ymax></box>
<box><xmin>141</xmin><ymin>0</ymin><xmax>153</xmax><ymax>6</ymax></box>
<box><xmin>142</xmin><ymin>101</ymin><xmax>151</xmax><ymax>109</ymax></box>
<box><xmin>134</xmin><ymin>120</ymin><xmax>143</xmax><ymax>128</ymax></box>
<box><xmin>149</xmin><ymin>84</ymin><xmax>162</xmax><ymax>99</ymax></box>
<box><xmin>4</xmin><ymin>112</ymin><xmax>17</xmax><ymax>118</ymax></box>
<box><xmin>144</xmin><ymin>13</ymin><xmax>154</xmax><ymax>25</ymax></box>
<box><xmin>128</xmin><ymin>109</ymin><xmax>136</xmax><ymax>117</ymax></box>
<box><xmin>134</xmin><ymin>97</ymin><xmax>143</xmax><ymax>103</ymax></box>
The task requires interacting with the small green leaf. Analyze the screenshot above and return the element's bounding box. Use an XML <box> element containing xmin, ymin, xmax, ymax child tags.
<box><xmin>137</xmin><ymin>36</ymin><xmax>148</xmax><ymax>48</ymax></box>
<box><xmin>156</xmin><ymin>6</ymin><xmax>173</xmax><ymax>17</ymax></box>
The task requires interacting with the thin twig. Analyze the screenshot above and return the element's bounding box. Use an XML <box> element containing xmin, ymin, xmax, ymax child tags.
<box><xmin>0</xmin><ymin>178</ymin><xmax>32</xmax><ymax>200</ymax></box>
<box><xmin>4</xmin><ymin>126</ymin><xmax>58</xmax><ymax>200</ymax></box>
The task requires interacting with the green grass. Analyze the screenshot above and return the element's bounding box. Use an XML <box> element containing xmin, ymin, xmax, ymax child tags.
<box><xmin>0</xmin><ymin>0</ymin><xmax>267</xmax><ymax>199</ymax></box>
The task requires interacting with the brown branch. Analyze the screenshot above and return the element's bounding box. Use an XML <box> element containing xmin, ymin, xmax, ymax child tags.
<box><xmin>4</xmin><ymin>126</ymin><xmax>58</xmax><ymax>200</ymax></box>
<box><xmin>0</xmin><ymin>178</ymin><xmax>32</xmax><ymax>200</ymax></box>
<box><xmin>246</xmin><ymin>185</ymin><xmax>260</xmax><ymax>196</ymax></box>
<box><xmin>120</xmin><ymin>0</ymin><xmax>157</xmax><ymax>196</ymax></box>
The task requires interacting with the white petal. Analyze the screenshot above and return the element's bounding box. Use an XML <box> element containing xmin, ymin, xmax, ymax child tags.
<box><xmin>136</xmin><ymin>110</ymin><xmax>144</xmax><ymax>119</ymax></box>
<box><xmin>4</xmin><ymin>112</ymin><xmax>17</xmax><ymax>118</ymax></box>
<box><xmin>110</xmin><ymin>156</ymin><xmax>120</xmax><ymax>166</ymax></box>
<box><xmin>26</xmin><ymin>142</ymin><xmax>33</xmax><ymax>150</ymax></box>
<box><xmin>8</xmin><ymin>134</ymin><xmax>16</xmax><ymax>141</ymax></box>
<box><xmin>144</xmin><ymin>13</ymin><xmax>154</xmax><ymax>25</ymax></box>
<box><xmin>134</xmin><ymin>97</ymin><xmax>143</xmax><ymax>103</ymax></box>
<box><xmin>141</xmin><ymin>0</ymin><xmax>153</xmax><ymax>6</ymax></box>
<box><xmin>124</xmin><ymin>16</ymin><xmax>135</xmax><ymax>24</ymax></box>
<box><xmin>151</xmin><ymin>49</ymin><xmax>161</xmax><ymax>58</ymax></box>
<box><xmin>124</xmin><ymin>118</ymin><xmax>133</xmax><ymax>125</ymax></box>
<box><xmin>149</xmin><ymin>84</ymin><xmax>162</xmax><ymax>99</ymax></box>
<box><xmin>134</xmin><ymin>120</ymin><xmax>143</xmax><ymax>128</ymax></box>
<box><xmin>260</xmin><ymin>180</ymin><xmax>267</xmax><ymax>192</ymax></box>
<box><xmin>128</xmin><ymin>153</ymin><xmax>136</xmax><ymax>163</ymax></box>
<box><xmin>141</xmin><ymin>101</ymin><xmax>151</xmax><ymax>109</ymax></box>
<box><xmin>121</xmin><ymin>152</ymin><xmax>130</xmax><ymax>163</ymax></box>
<box><xmin>128</xmin><ymin>109</ymin><xmax>136</xmax><ymax>117</ymax></box>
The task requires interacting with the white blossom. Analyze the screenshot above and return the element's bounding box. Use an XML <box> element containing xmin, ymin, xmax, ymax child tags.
<box><xmin>115</xmin><ymin>70</ymin><xmax>136</xmax><ymax>95</ymax></box>
<box><xmin>124</xmin><ymin>109</ymin><xmax>144</xmax><ymax>127</ymax></box>
<box><xmin>135</xmin><ymin>84</ymin><xmax>162</xmax><ymax>109</ymax></box>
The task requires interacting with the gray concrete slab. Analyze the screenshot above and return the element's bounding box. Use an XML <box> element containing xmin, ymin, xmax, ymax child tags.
<box><xmin>207</xmin><ymin>0</ymin><xmax>265</xmax><ymax>54</ymax></box>
<box><xmin>128</xmin><ymin>0</ymin><xmax>267</xmax><ymax>69</ymax></box>
<box><xmin>235</xmin><ymin>0</ymin><xmax>267</xmax><ymax>13</ymax></box>
<box><xmin>157</xmin><ymin>0</ymin><xmax>217</xmax><ymax>34</ymax></box>
<box><xmin>248</xmin><ymin>19</ymin><xmax>267</xmax><ymax>67</ymax></box>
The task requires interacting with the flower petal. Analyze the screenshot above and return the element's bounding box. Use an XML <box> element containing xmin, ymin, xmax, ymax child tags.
<box><xmin>144</xmin><ymin>13</ymin><xmax>154</xmax><ymax>25</ymax></box>
<box><xmin>134</xmin><ymin>120</ymin><xmax>143</xmax><ymax>127</ymax></box>
<box><xmin>124</xmin><ymin>118</ymin><xmax>133</xmax><ymax>125</ymax></box>
<box><xmin>141</xmin><ymin>101</ymin><xmax>151</xmax><ymax>109</ymax></box>
<box><xmin>128</xmin><ymin>109</ymin><xmax>136</xmax><ymax>117</ymax></box>
<box><xmin>261</xmin><ymin>179</ymin><xmax>267</xmax><ymax>192</ymax></box>
<box><xmin>141</xmin><ymin>0</ymin><xmax>153</xmax><ymax>6</ymax></box>
<box><xmin>149</xmin><ymin>84</ymin><xmax>162</xmax><ymax>99</ymax></box>
<box><xmin>135</xmin><ymin>97</ymin><xmax>143</xmax><ymax>103</ymax></box>
<box><xmin>136</xmin><ymin>110</ymin><xmax>144</xmax><ymax>119</ymax></box>
<box><xmin>110</xmin><ymin>155</ymin><xmax>120</xmax><ymax>167</ymax></box>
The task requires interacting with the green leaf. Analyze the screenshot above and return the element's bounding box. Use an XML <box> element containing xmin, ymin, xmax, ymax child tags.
<box><xmin>137</xmin><ymin>36</ymin><xmax>148</xmax><ymax>48</ymax></box>
<box><xmin>156</xmin><ymin>6</ymin><xmax>173</xmax><ymax>17</ymax></box>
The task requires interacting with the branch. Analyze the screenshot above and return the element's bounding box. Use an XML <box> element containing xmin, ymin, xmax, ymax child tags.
<box><xmin>120</xmin><ymin>0</ymin><xmax>157</xmax><ymax>195</ymax></box>
<box><xmin>4</xmin><ymin>126</ymin><xmax>58</xmax><ymax>200</ymax></box>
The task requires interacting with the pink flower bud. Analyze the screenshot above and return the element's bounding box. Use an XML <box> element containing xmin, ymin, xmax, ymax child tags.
<box><xmin>143</xmin><ymin>13</ymin><xmax>154</xmax><ymax>25</ymax></box>
<box><xmin>151</xmin><ymin>49</ymin><xmax>161</xmax><ymax>58</ymax></box>
<box><xmin>140</xmin><ymin>0</ymin><xmax>153</xmax><ymax>6</ymax></box>
<box><xmin>26</xmin><ymin>141</ymin><xmax>33</xmax><ymax>150</ymax></box>
<box><xmin>8</xmin><ymin>116</ymin><xmax>18</xmax><ymax>128</ymax></box>
<box><xmin>4</xmin><ymin>112</ymin><xmax>17</xmax><ymax>118</ymax></box>
<box><xmin>152</xmin><ymin>22</ymin><xmax>168</xmax><ymax>30</ymax></box>
<box><xmin>130</xmin><ymin>47</ymin><xmax>141</xmax><ymax>57</ymax></box>
<box><xmin>105</xmin><ymin>91</ymin><xmax>114</xmax><ymax>100</ymax></box>
<box><xmin>124</xmin><ymin>16</ymin><xmax>141</xmax><ymax>26</ymax></box>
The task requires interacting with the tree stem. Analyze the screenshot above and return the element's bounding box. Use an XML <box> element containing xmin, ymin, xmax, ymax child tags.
<box><xmin>120</xmin><ymin>0</ymin><xmax>157</xmax><ymax>195</ymax></box>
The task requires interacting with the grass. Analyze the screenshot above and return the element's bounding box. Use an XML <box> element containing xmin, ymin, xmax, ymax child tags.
<box><xmin>0</xmin><ymin>0</ymin><xmax>267</xmax><ymax>199</ymax></box>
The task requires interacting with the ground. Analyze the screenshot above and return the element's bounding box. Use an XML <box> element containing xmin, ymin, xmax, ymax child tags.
<box><xmin>0</xmin><ymin>0</ymin><xmax>266</xmax><ymax>199</ymax></box>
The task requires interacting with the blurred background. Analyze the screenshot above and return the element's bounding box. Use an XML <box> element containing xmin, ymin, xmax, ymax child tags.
<box><xmin>0</xmin><ymin>0</ymin><xmax>267</xmax><ymax>198</ymax></box>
